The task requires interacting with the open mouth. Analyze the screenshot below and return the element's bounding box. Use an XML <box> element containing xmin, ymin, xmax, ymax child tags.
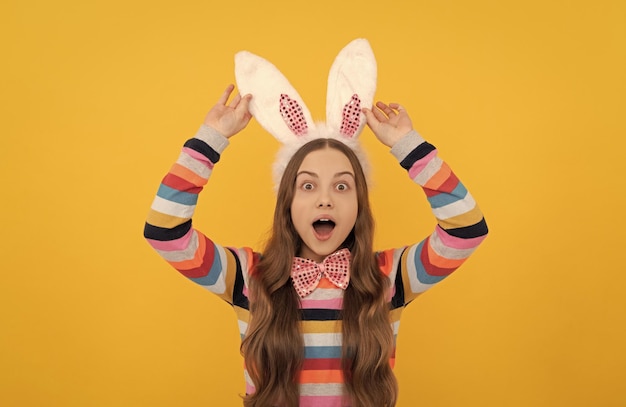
<box><xmin>313</xmin><ymin>219</ymin><xmax>336</xmax><ymax>238</ymax></box>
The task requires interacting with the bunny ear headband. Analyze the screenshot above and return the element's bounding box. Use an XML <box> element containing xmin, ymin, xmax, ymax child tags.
<box><xmin>234</xmin><ymin>38</ymin><xmax>377</xmax><ymax>189</ymax></box>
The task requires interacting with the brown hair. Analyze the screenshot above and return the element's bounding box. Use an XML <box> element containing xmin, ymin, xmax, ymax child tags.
<box><xmin>241</xmin><ymin>138</ymin><xmax>398</xmax><ymax>406</ymax></box>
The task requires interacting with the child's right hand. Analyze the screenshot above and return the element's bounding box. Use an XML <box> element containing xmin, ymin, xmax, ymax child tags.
<box><xmin>203</xmin><ymin>84</ymin><xmax>253</xmax><ymax>138</ymax></box>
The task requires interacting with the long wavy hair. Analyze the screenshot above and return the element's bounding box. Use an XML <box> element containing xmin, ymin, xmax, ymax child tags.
<box><xmin>241</xmin><ymin>138</ymin><xmax>398</xmax><ymax>406</ymax></box>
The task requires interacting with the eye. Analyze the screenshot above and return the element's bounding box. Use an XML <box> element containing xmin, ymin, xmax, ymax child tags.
<box><xmin>302</xmin><ymin>182</ymin><xmax>314</xmax><ymax>191</ymax></box>
<box><xmin>336</xmin><ymin>183</ymin><xmax>349</xmax><ymax>191</ymax></box>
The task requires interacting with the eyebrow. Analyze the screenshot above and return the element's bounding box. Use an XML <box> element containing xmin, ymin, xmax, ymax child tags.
<box><xmin>296</xmin><ymin>170</ymin><xmax>355</xmax><ymax>179</ymax></box>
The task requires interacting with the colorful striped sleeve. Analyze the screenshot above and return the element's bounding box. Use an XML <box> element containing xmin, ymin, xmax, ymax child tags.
<box><xmin>388</xmin><ymin>130</ymin><xmax>489</xmax><ymax>304</ymax></box>
<box><xmin>143</xmin><ymin>125</ymin><xmax>254</xmax><ymax>305</ymax></box>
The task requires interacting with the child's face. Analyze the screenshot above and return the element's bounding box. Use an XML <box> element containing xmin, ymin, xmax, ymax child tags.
<box><xmin>291</xmin><ymin>147</ymin><xmax>358</xmax><ymax>262</ymax></box>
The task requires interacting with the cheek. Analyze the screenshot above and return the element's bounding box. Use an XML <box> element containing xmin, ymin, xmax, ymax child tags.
<box><xmin>341</xmin><ymin>196</ymin><xmax>359</xmax><ymax>223</ymax></box>
<box><xmin>290</xmin><ymin>200</ymin><xmax>307</xmax><ymax>228</ymax></box>
<box><xmin>290</xmin><ymin>198</ymin><xmax>303</xmax><ymax>217</ymax></box>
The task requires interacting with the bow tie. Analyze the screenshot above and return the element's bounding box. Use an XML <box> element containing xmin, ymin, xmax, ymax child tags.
<box><xmin>291</xmin><ymin>248</ymin><xmax>351</xmax><ymax>298</ymax></box>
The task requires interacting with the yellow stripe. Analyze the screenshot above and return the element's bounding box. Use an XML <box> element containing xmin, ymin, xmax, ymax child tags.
<box><xmin>390</xmin><ymin>307</ymin><xmax>404</xmax><ymax>324</ymax></box>
<box><xmin>301</xmin><ymin>320</ymin><xmax>343</xmax><ymax>334</ymax></box>
<box><xmin>217</xmin><ymin>249</ymin><xmax>238</xmax><ymax>304</ymax></box>
<box><xmin>438</xmin><ymin>205</ymin><xmax>484</xmax><ymax>230</ymax></box>
<box><xmin>146</xmin><ymin>209</ymin><xmax>189</xmax><ymax>229</ymax></box>
<box><xmin>234</xmin><ymin>306</ymin><xmax>250</xmax><ymax>324</ymax></box>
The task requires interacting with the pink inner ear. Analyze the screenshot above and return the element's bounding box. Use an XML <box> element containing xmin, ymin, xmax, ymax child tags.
<box><xmin>279</xmin><ymin>94</ymin><xmax>308</xmax><ymax>136</ymax></box>
<box><xmin>340</xmin><ymin>94</ymin><xmax>361</xmax><ymax>138</ymax></box>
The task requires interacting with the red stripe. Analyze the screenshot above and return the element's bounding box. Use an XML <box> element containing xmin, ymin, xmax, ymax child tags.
<box><xmin>302</xmin><ymin>358</ymin><xmax>343</xmax><ymax>370</ymax></box>
<box><xmin>162</xmin><ymin>173</ymin><xmax>202</xmax><ymax>194</ymax></box>
<box><xmin>249</xmin><ymin>252</ymin><xmax>262</xmax><ymax>276</ymax></box>
<box><xmin>179</xmin><ymin>236</ymin><xmax>216</xmax><ymax>278</ymax></box>
<box><xmin>377</xmin><ymin>251</ymin><xmax>387</xmax><ymax>268</ymax></box>
<box><xmin>424</xmin><ymin>171</ymin><xmax>459</xmax><ymax>196</ymax></box>
<box><xmin>420</xmin><ymin>237</ymin><xmax>455</xmax><ymax>277</ymax></box>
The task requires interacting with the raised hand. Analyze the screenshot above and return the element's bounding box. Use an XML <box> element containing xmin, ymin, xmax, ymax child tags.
<box><xmin>363</xmin><ymin>101</ymin><xmax>414</xmax><ymax>147</ymax></box>
<box><xmin>203</xmin><ymin>84</ymin><xmax>253</xmax><ymax>138</ymax></box>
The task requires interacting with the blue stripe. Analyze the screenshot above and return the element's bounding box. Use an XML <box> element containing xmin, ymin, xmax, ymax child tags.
<box><xmin>157</xmin><ymin>184</ymin><xmax>198</xmax><ymax>206</ymax></box>
<box><xmin>304</xmin><ymin>346</ymin><xmax>342</xmax><ymax>359</ymax></box>
<box><xmin>190</xmin><ymin>245</ymin><xmax>223</xmax><ymax>286</ymax></box>
<box><xmin>427</xmin><ymin>182</ymin><xmax>467</xmax><ymax>209</ymax></box>
<box><xmin>412</xmin><ymin>241</ymin><xmax>446</xmax><ymax>285</ymax></box>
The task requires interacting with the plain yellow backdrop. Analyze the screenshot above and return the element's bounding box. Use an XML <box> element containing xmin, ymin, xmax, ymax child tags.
<box><xmin>2</xmin><ymin>0</ymin><xmax>625</xmax><ymax>406</ymax></box>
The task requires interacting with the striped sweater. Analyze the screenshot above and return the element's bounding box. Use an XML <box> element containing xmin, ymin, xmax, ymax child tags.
<box><xmin>144</xmin><ymin>125</ymin><xmax>488</xmax><ymax>406</ymax></box>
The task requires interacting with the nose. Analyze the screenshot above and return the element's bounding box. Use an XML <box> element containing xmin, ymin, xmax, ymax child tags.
<box><xmin>317</xmin><ymin>192</ymin><xmax>333</xmax><ymax>208</ymax></box>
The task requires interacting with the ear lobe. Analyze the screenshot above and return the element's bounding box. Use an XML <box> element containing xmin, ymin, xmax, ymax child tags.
<box><xmin>235</xmin><ymin>51</ymin><xmax>316</xmax><ymax>143</ymax></box>
<box><xmin>326</xmin><ymin>39</ymin><xmax>377</xmax><ymax>139</ymax></box>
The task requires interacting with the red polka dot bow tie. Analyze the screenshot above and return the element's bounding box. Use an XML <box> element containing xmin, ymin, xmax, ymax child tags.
<box><xmin>291</xmin><ymin>248</ymin><xmax>351</xmax><ymax>298</ymax></box>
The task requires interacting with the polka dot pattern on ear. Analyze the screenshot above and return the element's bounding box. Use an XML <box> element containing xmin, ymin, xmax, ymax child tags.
<box><xmin>279</xmin><ymin>94</ymin><xmax>308</xmax><ymax>136</ymax></box>
<box><xmin>339</xmin><ymin>94</ymin><xmax>361</xmax><ymax>138</ymax></box>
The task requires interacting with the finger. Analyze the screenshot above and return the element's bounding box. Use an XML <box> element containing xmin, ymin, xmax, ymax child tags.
<box><xmin>371</xmin><ymin>105</ymin><xmax>389</xmax><ymax>122</ymax></box>
<box><xmin>236</xmin><ymin>94</ymin><xmax>252</xmax><ymax>115</ymax></box>
<box><xmin>229</xmin><ymin>92</ymin><xmax>242</xmax><ymax>108</ymax></box>
<box><xmin>217</xmin><ymin>84</ymin><xmax>235</xmax><ymax>105</ymax></box>
<box><xmin>375</xmin><ymin>101</ymin><xmax>389</xmax><ymax>111</ymax></box>
<box><xmin>376</xmin><ymin>101</ymin><xmax>396</xmax><ymax>117</ymax></box>
<box><xmin>362</xmin><ymin>108</ymin><xmax>379</xmax><ymax>127</ymax></box>
<box><xmin>389</xmin><ymin>103</ymin><xmax>407</xmax><ymax>117</ymax></box>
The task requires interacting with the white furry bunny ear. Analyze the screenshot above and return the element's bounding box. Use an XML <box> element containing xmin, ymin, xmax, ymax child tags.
<box><xmin>235</xmin><ymin>51</ymin><xmax>316</xmax><ymax>143</ymax></box>
<box><xmin>326</xmin><ymin>39</ymin><xmax>377</xmax><ymax>139</ymax></box>
<box><xmin>234</xmin><ymin>39</ymin><xmax>378</xmax><ymax>190</ymax></box>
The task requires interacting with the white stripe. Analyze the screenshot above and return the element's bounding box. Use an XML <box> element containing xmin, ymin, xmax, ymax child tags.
<box><xmin>300</xmin><ymin>383</ymin><xmax>345</xmax><ymax>397</ymax></box>
<box><xmin>432</xmin><ymin>192</ymin><xmax>476</xmax><ymax>220</ymax></box>
<box><xmin>306</xmin><ymin>287</ymin><xmax>344</xmax><ymax>300</ymax></box>
<box><xmin>412</xmin><ymin>156</ymin><xmax>443</xmax><ymax>186</ymax></box>
<box><xmin>151</xmin><ymin>195</ymin><xmax>195</xmax><ymax>218</ymax></box>
<box><xmin>238</xmin><ymin>319</ymin><xmax>248</xmax><ymax>337</ymax></box>
<box><xmin>194</xmin><ymin>125</ymin><xmax>229</xmax><ymax>153</ymax></box>
<box><xmin>391</xmin><ymin>320</ymin><xmax>401</xmax><ymax>335</ymax></box>
<box><xmin>405</xmin><ymin>244</ymin><xmax>434</xmax><ymax>294</ymax></box>
<box><xmin>156</xmin><ymin>230</ymin><xmax>199</xmax><ymax>261</ymax></box>
<box><xmin>244</xmin><ymin>369</ymin><xmax>254</xmax><ymax>386</ymax></box>
<box><xmin>430</xmin><ymin>230</ymin><xmax>477</xmax><ymax>260</ymax></box>
<box><xmin>303</xmin><ymin>332</ymin><xmax>342</xmax><ymax>347</ymax></box>
<box><xmin>235</xmin><ymin>248</ymin><xmax>252</xmax><ymax>287</ymax></box>
<box><xmin>176</xmin><ymin>151</ymin><xmax>212</xmax><ymax>179</ymax></box>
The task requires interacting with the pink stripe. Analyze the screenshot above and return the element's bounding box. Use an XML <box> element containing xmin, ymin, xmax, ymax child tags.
<box><xmin>245</xmin><ymin>382</ymin><xmax>255</xmax><ymax>394</ymax></box>
<box><xmin>387</xmin><ymin>285</ymin><xmax>396</xmax><ymax>302</ymax></box>
<box><xmin>182</xmin><ymin>147</ymin><xmax>215</xmax><ymax>169</ymax></box>
<box><xmin>408</xmin><ymin>149</ymin><xmax>438</xmax><ymax>179</ymax></box>
<box><xmin>300</xmin><ymin>395</ymin><xmax>346</xmax><ymax>407</ymax></box>
<box><xmin>435</xmin><ymin>226</ymin><xmax>487</xmax><ymax>250</ymax></box>
<box><xmin>146</xmin><ymin>228</ymin><xmax>194</xmax><ymax>251</ymax></box>
<box><xmin>300</xmin><ymin>297</ymin><xmax>343</xmax><ymax>309</ymax></box>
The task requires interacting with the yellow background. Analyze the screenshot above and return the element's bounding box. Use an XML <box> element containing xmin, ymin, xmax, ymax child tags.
<box><xmin>2</xmin><ymin>0</ymin><xmax>625</xmax><ymax>405</ymax></box>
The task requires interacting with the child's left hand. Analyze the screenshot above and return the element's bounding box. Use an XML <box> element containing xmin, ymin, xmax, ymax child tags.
<box><xmin>363</xmin><ymin>101</ymin><xmax>414</xmax><ymax>147</ymax></box>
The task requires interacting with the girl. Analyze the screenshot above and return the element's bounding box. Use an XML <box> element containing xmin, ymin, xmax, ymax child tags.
<box><xmin>144</xmin><ymin>39</ymin><xmax>488</xmax><ymax>407</ymax></box>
